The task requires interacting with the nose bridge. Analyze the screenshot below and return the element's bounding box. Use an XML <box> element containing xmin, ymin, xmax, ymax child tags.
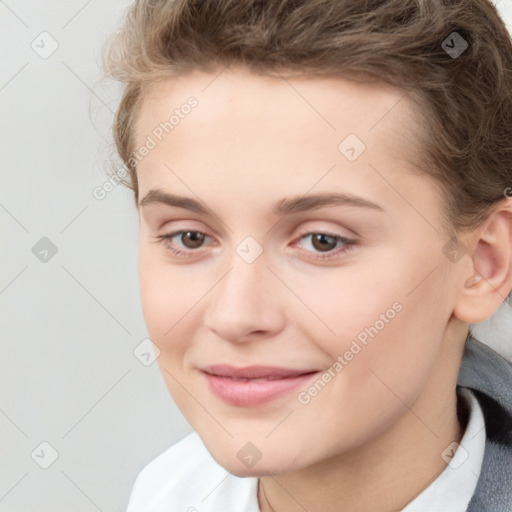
<box><xmin>204</xmin><ymin>239</ymin><xmax>283</xmax><ymax>339</ymax></box>
<box><xmin>217</xmin><ymin>242</ymin><xmax>271</xmax><ymax>310</ymax></box>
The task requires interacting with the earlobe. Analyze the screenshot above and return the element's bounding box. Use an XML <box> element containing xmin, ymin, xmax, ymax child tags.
<box><xmin>454</xmin><ymin>203</ymin><xmax>512</xmax><ymax>324</ymax></box>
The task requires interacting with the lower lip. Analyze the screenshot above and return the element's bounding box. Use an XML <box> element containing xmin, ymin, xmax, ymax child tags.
<box><xmin>202</xmin><ymin>371</ymin><xmax>320</xmax><ymax>406</ymax></box>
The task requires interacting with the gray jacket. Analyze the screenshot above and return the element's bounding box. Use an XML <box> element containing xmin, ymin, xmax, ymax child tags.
<box><xmin>459</xmin><ymin>336</ymin><xmax>512</xmax><ymax>511</ymax></box>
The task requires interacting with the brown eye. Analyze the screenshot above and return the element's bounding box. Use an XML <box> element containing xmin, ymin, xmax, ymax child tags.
<box><xmin>294</xmin><ymin>231</ymin><xmax>357</xmax><ymax>261</ymax></box>
<box><xmin>180</xmin><ymin>231</ymin><xmax>205</xmax><ymax>249</ymax></box>
<box><xmin>153</xmin><ymin>229</ymin><xmax>213</xmax><ymax>259</ymax></box>
<box><xmin>310</xmin><ymin>233</ymin><xmax>338</xmax><ymax>252</ymax></box>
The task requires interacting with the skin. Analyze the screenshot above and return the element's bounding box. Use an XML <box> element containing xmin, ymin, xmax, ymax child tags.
<box><xmin>133</xmin><ymin>66</ymin><xmax>512</xmax><ymax>512</ymax></box>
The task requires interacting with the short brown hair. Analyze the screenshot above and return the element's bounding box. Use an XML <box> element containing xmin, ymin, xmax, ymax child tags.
<box><xmin>102</xmin><ymin>0</ymin><xmax>512</xmax><ymax>234</ymax></box>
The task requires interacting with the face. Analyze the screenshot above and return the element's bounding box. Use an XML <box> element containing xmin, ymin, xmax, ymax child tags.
<box><xmin>134</xmin><ymin>67</ymin><xmax>464</xmax><ymax>477</ymax></box>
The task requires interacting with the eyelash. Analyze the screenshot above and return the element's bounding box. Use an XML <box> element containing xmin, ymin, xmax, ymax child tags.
<box><xmin>153</xmin><ymin>229</ymin><xmax>357</xmax><ymax>261</ymax></box>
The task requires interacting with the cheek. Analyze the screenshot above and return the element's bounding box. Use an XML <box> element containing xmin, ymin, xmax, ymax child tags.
<box><xmin>138</xmin><ymin>250</ymin><xmax>203</xmax><ymax>414</ymax></box>
<box><xmin>138</xmin><ymin>239</ymin><xmax>202</xmax><ymax>322</ymax></box>
<box><xmin>290</xmin><ymin>247</ymin><xmax>449</xmax><ymax>409</ymax></box>
<box><xmin>283</xmin><ymin>253</ymin><xmax>404</xmax><ymax>351</ymax></box>
<box><xmin>138</xmin><ymin>247</ymin><xmax>193</xmax><ymax>349</ymax></box>
<box><xmin>294</xmin><ymin>301</ymin><xmax>444</xmax><ymax>456</ymax></box>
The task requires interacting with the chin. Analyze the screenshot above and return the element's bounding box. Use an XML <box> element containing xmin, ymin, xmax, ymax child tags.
<box><xmin>206</xmin><ymin>445</ymin><xmax>304</xmax><ymax>478</ymax></box>
<box><xmin>221</xmin><ymin>460</ymin><xmax>295</xmax><ymax>478</ymax></box>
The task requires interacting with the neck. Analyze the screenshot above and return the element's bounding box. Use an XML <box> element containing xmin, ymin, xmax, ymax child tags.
<box><xmin>258</xmin><ymin>326</ymin><xmax>468</xmax><ymax>512</ymax></box>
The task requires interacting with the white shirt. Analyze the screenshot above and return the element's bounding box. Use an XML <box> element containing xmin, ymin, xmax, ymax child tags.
<box><xmin>126</xmin><ymin>388</ymin><xmax>485</xmax><ymax>512</ymax></box>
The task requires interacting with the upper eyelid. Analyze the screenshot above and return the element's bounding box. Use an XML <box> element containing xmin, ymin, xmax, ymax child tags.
<box><xmin>157</xmin><ymin>217</ymin><xmax>357</xmax><ymax>237</ymax></box>
<box><xmin>295</xmin><ymin>225</ymin><xmax>354</xmax><ymax>240</ymax></box>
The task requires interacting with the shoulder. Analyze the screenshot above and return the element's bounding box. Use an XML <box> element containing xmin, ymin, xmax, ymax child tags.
<box><xmin>459</xmin><ymin>337</ymin><xmax>512</xmax><ymax>511</ymax></box>
<box><xmin>459</xmin><ymin>336</ymin><xmax>512</xmax><ymax>420</ymax></box>
<box><xmin>126</xmin><ymin>430</ymin><xmax>259</xmax><ymax>512</ymax></box>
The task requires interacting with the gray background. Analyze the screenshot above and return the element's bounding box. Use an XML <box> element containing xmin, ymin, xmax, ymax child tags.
<box><xmin>1</xmin><ymin>1</ymin><xmax>511</xmax><ymax>511</ymax></box>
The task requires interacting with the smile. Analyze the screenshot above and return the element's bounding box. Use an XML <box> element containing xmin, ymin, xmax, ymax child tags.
<box><xmin>200</xmin><ymin>365</ymin><xmax>320</xmax><ymax>406</ymax></box>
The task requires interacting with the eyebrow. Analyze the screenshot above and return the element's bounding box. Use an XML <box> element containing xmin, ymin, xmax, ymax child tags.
<box><xmin>139</xmin><ymin>188</ymin><xmax>384</xmax><ymax>216</ymax></box>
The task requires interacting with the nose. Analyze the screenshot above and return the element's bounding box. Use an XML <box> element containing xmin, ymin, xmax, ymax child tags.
<box><xmin>203</xmin><ymin>248</ymin><xmax>286</xmax><ymax>343</ymax></box>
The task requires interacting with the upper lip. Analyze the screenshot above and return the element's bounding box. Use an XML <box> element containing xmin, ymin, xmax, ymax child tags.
<box><xmin>201</xmin><ymin>365</ymin><xmax>319</xmax><ymax>379</ymax></box>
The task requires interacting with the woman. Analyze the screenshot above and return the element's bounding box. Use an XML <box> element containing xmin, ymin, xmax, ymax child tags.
<box><xmin>102</xmin><ymin>0</ymin><xmax>512</xmax><ymax>510</ymax></box>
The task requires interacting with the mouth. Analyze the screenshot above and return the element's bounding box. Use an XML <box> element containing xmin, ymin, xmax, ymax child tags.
<box><xmin>200</xmin><ymin>365</ymin><xmax>321</xmax><ymax>406</ymax></box>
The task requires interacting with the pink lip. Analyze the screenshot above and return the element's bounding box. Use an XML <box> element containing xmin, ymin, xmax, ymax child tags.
<box><xmin>200</xmin><ymin>365</ymin><xmax>320</xmax><ymax>406</ymax></box>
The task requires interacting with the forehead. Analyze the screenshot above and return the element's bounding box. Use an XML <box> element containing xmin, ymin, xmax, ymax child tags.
<box><xmin>133</xmin><ymin>67</ymin><xmax>432</xmax><ymax>219</ymax></box>
<box><xmin>134</xmin><ymin>66</ymin><xmax>422</xmax><ymax>163</ymax></box>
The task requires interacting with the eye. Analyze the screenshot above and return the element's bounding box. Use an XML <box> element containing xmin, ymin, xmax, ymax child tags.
<box><xmin>153</xmin><ymin>229</ymin><xmax>357</xmax><ymax>261</ymax></box>
<box><xmin>172</xmin><ymin>230</ymin><xmax>206</xmax><ymax>249</ymax></box>
<box><xmin>294</xmin><ymin>231</ymin><xmax>357</xmax><ymax>261</ymax></box>
<box><xmin>153</xmin><ymin>230</ymin><xmax>212</xmax><ymax>258</ymax></box>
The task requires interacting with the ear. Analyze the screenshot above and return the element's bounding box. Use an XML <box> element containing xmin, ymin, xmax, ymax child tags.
<box><xmin>453</xmin><ymin>199</ymin><xmax>512</xmax><ymax>324</ymax></box>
